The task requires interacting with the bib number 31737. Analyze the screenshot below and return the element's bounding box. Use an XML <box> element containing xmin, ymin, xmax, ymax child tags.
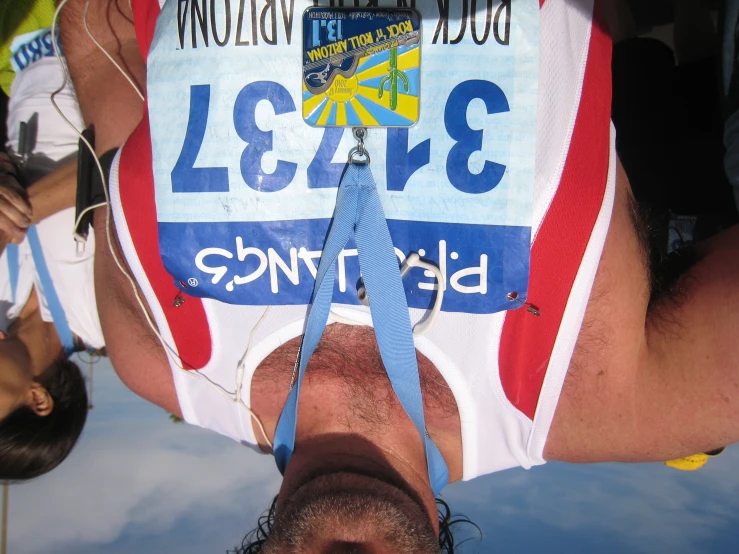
<box><xmin>171</xmin><ymin>80</ymin><xmax>509</xmax><ymax>195</ymax></box>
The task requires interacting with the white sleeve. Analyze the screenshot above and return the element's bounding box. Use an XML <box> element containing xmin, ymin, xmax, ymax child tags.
<box><xmin>0</xmin><ymin>241</ymin><xmax>36</xmax><ymax>332</ymax></box>
<box><xmin>33</xmin><ymin>209</ymin><xmax>105</xmax><ymax>349</ymax></box>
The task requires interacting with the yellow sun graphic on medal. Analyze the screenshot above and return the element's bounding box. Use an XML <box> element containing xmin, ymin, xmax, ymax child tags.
<box><xmin>302</xmin><ymin>45</ymin><xmax>420</xmax><ymax>128</ymax></box>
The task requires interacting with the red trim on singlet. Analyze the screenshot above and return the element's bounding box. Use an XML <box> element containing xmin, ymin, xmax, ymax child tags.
<box><xmin>118</xmin><ymin>117</ymin><xmax>212</xmax><ymax>370</ymax></box>
<box><xmin>131</xmin><ymin>0</ymin><xmax>161</xmax><ymax>59</ymax></box>
<box><xmin>118</xmin><ymin>0</ymin><xmax>212</xmax><ymax>370</ymax></box>
<box><xmin>498</xmin><ymin>6</ymin><xmax>612</xmax><ymax>420</ymax></box>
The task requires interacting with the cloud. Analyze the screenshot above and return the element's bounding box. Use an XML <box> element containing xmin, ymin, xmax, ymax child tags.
<box><xmin>441</xmin><ymin>451</ymin><xmax>739</xmax><ymax>553</ymax></box>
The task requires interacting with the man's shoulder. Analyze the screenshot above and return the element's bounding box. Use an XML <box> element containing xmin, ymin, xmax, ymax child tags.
<box><xmin>546</xmin><ymin>164</ymin><xmax>739</xmax><ymax>465</ymax></box>
<box><xmin>544</xmin><ymin>162</ymin><xmax>652</xmax><ymax>463</ymax></box>
<box><xmin>92</xmin><ymin>206</ymin><xmax>183</xmax><ymax>417</ymax></box>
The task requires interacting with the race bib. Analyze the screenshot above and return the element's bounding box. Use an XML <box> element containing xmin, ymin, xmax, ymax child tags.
<box><xmin>9</xmin><ymin>29</ymin><xmax>55</xmax><ymax>74</ymax></box>
<box><xmin>147</xmin><ymin>0</ymin><xmax>539</xmax><ymax>315</ymax></box>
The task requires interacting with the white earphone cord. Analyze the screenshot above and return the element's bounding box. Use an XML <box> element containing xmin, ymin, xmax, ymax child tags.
<box><xmin>50</xmin><ymin>0</ymin><xmax>272</xmax><ymax>449</ymax></box>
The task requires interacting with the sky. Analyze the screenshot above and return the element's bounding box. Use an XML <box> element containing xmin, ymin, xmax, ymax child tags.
<box><xmin>5</xmin><ymin>357</ymin><xmax>739</xmax><ymax>554</ymax></box>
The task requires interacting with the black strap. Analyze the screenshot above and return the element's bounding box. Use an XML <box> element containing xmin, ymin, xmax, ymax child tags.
<box><xmin>75</xmin><ymin>126</ymin><xmax>118</xmax><ymax>240</ymax></box>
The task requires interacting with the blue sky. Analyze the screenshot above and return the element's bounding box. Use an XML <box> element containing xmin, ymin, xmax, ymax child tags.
<box><xmin>6</xmin><ymin>357</ymin><xmax>739</xmax><ymax>554</ymax></box>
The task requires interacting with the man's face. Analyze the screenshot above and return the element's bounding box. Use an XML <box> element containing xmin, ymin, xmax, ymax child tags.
<box><xmin>261</xmin><ymin>472</ymin><xmax>439</xmax><ymax>553</ymax></box>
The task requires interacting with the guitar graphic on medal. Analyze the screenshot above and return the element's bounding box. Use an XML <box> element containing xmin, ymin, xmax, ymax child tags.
<box><xmin>304</xmin><ymin>30</ymin><xmax>420</xmax><ymax>95</ymax></box>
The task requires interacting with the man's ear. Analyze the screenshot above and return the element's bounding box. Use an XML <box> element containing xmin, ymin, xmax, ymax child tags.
<box><xmin>26</xmin><ymin>384</ymin><xmax>54</xmax><ymax>417</ymax></box>
<box><xmin>0</xmin><ymin>330</ymin><xmax>7</xmax><ymax>340</ymax></box>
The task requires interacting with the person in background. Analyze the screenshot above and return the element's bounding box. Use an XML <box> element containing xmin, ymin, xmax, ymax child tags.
<box><xmin>0</xmin><ymin>0</ymin><xmax>103</xmax><ymax>480</ymax></box>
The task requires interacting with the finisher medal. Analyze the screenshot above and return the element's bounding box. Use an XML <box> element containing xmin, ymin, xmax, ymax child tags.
<box><xmin>290</xmin><ymin>7</ymin><xmax>446</xmax><ymax>494</ymax></box>
<box><xmin>302</xmin><ymin>8</ymin><xmax>422</xmax><ymax>128</ymax></box>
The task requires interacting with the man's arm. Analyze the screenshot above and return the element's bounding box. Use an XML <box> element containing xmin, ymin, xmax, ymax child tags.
<box><xmin>635</xmin><ymin>224</ymin><xmax>739</xmax><ymax>460</ymax></box>
<box><xmin>0</xmin><ymin>151</ymin><xmax>31</xmax><ymax>246</ymax></box>
<box><xmin>27</xmin><ymin>159</ymin><xmax>77</xmax><ymax>224</ymax></box>
<box><xmin>60</xmin><ymin>0</ymin><xmax>182</xmax><ymax>416</ymax></box>
<box><xmin>60</xmin><ymin>0</ymin><xmax>144</xmax><ymax>154</ymax></box>
<box><xmin>0</xmin><ymin>158</ymin><xmax>77</xmax><ymax>248</ymax></box>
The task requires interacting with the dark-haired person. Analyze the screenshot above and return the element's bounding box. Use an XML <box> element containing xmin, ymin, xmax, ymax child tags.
<box><xmin>0</xmin><ymin>0</ymin><xmax>102</xmax><ymax>480</ymax></box>
<box><xmin>0</xmin><ymin>156</ymin><xmax>97</xmax><ymax>481</ymax></box>
<box><xmin>0</xmin><ymin>218</ymin><xmax>89</xmax><ymax>479</ymax></box>
<box><xmin>61</xmin><ymin>0</ymin><xmax>739</xmax><ymax>551</ymax></box>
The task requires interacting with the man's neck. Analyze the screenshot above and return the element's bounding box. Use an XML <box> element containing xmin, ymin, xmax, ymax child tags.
<box><xmin>11</xmin><ymin>289</ymin><xmax>65</xmax><ymax>376</ymax></box>
<box><xmin>250</xmin><ymin>323</ymin><xmax>464</xmax><ymax>483</ymax></box>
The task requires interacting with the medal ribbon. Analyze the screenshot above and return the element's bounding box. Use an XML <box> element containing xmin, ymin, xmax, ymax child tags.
<box><xmin>272</xmin><ymin>162</ymin><xmax>449</xmax><ymax>495</ymax></box>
